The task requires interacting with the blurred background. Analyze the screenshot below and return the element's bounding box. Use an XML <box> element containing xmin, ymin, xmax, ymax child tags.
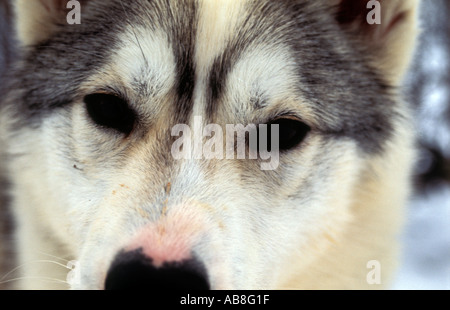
<box><xmin>0</xmin><ymin>0</ymin><xmax>449</xmax><ymax>289</ymax></box>
<box><xmin>392</xmin><ymin>0</ymin><xmax>450</xmax><ymax>290</ymax></box>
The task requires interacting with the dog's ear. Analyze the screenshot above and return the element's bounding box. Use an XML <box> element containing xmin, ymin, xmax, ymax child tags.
<box><xmin>335</xmin><ymin>0</ymin><xmax>420</xmax><ymax>85</ymax></box>
<box><xmin>15</xmin><ymin>0</ymin><xmax>85</xmax><ymax>46</ymax></box>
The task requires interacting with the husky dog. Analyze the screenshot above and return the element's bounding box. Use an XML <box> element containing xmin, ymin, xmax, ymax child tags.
<box><xmin>0</xmin><ymin>0</ymin><xmax>419</xmax><ymax>290</ymax></box>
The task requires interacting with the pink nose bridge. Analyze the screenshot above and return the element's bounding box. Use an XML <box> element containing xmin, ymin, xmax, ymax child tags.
<box><xmin>125</xmin><ymin>206</ymin><xmax>209</xmax><ymax>267</ymax></box>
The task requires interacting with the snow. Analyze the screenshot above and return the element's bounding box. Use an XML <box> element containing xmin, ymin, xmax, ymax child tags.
<box><xmin>393</xmin><ymin>185</ymin><xmax>450</xmax><ymax>289</ymax></box>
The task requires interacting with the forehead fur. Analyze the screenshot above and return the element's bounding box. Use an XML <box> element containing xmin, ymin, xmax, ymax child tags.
<box><xmin>7</xmin><ymin>0</ymin><xmax>399</xmax><ymax>153</ymax></box>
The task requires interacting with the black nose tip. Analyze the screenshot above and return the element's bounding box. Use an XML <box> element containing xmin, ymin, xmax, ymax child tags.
<box><xmin>104</xmin><ymin>249</ymin><xmax>210</xmax><ymax>290</ymax></box>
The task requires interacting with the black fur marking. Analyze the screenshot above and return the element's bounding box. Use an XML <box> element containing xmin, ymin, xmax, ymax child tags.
<box><xmin>169</xmin><ymin>0</ymin><xmax>198</xmax><ymax>124</ymax></box>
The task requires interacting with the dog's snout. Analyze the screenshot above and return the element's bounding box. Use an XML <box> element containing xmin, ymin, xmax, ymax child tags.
<box><xmin>104</xmin><ymin>249</ymin><xmax>210</xmax><ymax>290</ymax></box>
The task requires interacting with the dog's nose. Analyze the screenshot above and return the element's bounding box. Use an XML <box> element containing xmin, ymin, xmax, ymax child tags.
<box><xmin>104</xmin><ymin>249</ymin><xmax>210</xmax><ymax>290</ymax></box>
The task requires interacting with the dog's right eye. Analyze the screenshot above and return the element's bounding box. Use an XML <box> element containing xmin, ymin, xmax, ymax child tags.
<box><xmin>84</xmin><ymin>93</ymin><xmax>136</xmax><ymax>135</ymax></box>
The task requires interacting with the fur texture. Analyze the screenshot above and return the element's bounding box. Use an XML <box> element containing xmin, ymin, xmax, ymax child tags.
<box><xmin>0</xmin><ymin>0</ymin><xmax>419</xmax><ymax>289</ymax></box>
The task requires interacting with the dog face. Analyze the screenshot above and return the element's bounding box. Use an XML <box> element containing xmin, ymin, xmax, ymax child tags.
<box><xmin>1</xmin><ymin>0</ymin><xmax>418</xmax><ymax>289</ymax></box>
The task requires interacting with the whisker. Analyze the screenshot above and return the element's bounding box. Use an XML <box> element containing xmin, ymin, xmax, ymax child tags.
<box><xmin>0</xmin><ymin>276</ymin><xmax>70</xmax><ymax>286</ymax></box>
<box><xmin>36</xmin><ymin>251</ymin><xmax>71</xmax><ymax>263</ymax></box>
<box><xmin>0</xmin><ymin>260</ymin><xmax>71</xmax><ymax>283</ymax></box>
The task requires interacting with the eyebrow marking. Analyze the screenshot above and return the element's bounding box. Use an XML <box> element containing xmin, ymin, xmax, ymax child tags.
<box><xmin>167</xmin><ymin>0</ymin><xmax>198</xmax><ymax>124</ymax></box>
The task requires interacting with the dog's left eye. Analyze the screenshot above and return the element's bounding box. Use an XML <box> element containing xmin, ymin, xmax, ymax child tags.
<box><xmin>84</xmin><ymin>93</ymin><xmax>136</xmax><ymax>135</ymax></box>
<box><xmin>265</xmin><ymin>118</ymin><xmax>311</xmax><ymax>151</ymax></box>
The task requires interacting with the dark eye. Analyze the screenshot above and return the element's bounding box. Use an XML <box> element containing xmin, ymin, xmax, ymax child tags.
<box><xmin>266</xmin><ymin>118</ymin><xmax>311</xmax><ymax>151</ymax></box>
<box><xmin>84</xmin><ymin>93</ymin><xmax>136</xmax><ymax>135</ymax></box>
